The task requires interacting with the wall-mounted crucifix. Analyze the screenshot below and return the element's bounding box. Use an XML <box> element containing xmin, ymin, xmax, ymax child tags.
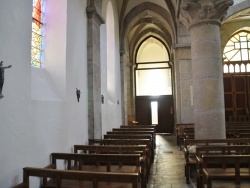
<box><xmin>0</xmin><ymin>61</ymin><xmax>12</xmax><ymax>98</ymax></box>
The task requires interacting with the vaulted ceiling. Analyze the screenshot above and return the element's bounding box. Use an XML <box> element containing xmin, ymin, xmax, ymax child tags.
<box><xmin>117</xmin><ymin>0</ymin><xmax>179</xmax><ymax>62</ymax></box>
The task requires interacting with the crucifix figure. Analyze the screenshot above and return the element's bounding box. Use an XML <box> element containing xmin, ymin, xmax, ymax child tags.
<box><xmin>76</xmin><ymin>88</ymin><xmax>81</xmax><ymax>102</ymax></box>
<box><xmin>0</xmin><ymin>61</ymin><xmax>12</xmax><ymax>98</ymax></box>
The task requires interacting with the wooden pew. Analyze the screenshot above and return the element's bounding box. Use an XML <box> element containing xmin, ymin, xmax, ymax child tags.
<box><xmin>103</xmin><ymin>134</ymin><xmax>154</xmax><ymax>161</ymax></box>
<box><xmin>226</xmin><ymin>128</ymin><xmax>250</xmax><ymax>138</ymax></box>
<box><xmin>195</xmin><ymin>145</ymin><xmax>250</xmax><ymax>188</ymax></box>
<box><xmin>183</xmin><ymin>127</ymin><xmax>195</xmax><ymax>140</ymax></box>
<box><xmin>73</xmin><ymin>145</ymin><xmax>150</xmax><ymax>181</ymax></box>
<box><xmin>113</xmin><ymin>128</ymin><xmax>155</xmax><ymax>132</ymax></box>
<box><xmin>175</xmin><ymin>123</ymin><xmax>194</xmax><ymax>150</ymax></box>
<box><xmin>202</xmin><ymin>155</ymin><xmax>250</xmax><ymax>188</ymax></box>
<box><xmin>13</xmin><ymin>167</ymin><xmax>139</xmax><ymax>188</ymax></box>
<box><xmin>103</xmin><ymin>134</ymin><xmax>152</xmax><ymax>142</ymax></box>
<box><xmin>88</xmin><ymin>139</ymin><xmax>154</xmax><ymax>164</ymax></box>
<box><xmin>183</xmin><ymin>138</ymin><xmax>250</xmax><ymax>183</ymax></box>
<box><xmin>107</xmin><ymin>130</ymin><xmax>155</xmax><ymax>149</ymax></box>
<box><xmin>50</xmin><ymin>152</ymin><xmax>146</xmax><ymax>188</ymax></box>
<box><xmin>120</xmin><ymin>125</ymin><xmax>157</xmax><ymax>130</ymax></box>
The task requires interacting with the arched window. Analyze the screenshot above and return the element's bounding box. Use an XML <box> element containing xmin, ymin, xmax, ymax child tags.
<box><xmin>31</xmin><ymin>0</ymin><xmax>46</xmax><ymax>68</ymax></box>
<box><xmin>135</xmin><ymin>37</ymin><xmax>171</xmax><ymax>96</ymax></box>
<box><xmin>106</xmin><ymin>2</ymin><xmax>115</xmax><ymax>101</ymax></box>
<box><xmin>223</xmin><ymin>31</ymin><xmax>250</xmax><ymax>73</ymax></box>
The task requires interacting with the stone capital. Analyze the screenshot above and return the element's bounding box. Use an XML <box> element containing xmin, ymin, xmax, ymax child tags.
<box><xmin>179</xmin><ymin>0</ymin><xmax>233</xmax><ymax>30</ymax></box>
<box><xmin>86</xmin><ymin>6</ymin><xmax>104</xmax><ymax>25</ymax></box>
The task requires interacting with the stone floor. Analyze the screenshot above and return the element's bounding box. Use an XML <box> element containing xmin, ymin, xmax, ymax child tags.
<box><xmin>147</xmin><ymin>134</ymin><xmax>250</xmax><ymax>188</ymax></box>
<box><xmin>147</xmin><ymin>134</ymin><xmax>195</xmax><ymax>188</ymax></box>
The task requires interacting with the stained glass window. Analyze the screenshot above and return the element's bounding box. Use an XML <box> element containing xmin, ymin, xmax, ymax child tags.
<box><xmin>223</xmin><ymin>31</ymin><xmax>250</xmax><ymax>73</ymax></box>
<box><xmin>31</xmin><ymin>0</ymin><xmax>45</xmax><ymax>68</ymax></box>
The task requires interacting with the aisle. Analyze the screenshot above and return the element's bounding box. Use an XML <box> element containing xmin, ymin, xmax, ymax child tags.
<box><xmin>147</xmin><ymin>134</ymin><xmax>195</xmax><ymax>188</ymax></box>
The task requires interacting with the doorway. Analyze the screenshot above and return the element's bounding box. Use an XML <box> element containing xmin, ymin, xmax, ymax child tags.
<box><xmin>134</xmin><ymin>37</ymin><xmax>174</xmax><ymax>133</ymax></box>
<box><xmin>135</xmin><ymin>95</ymin><xmax>174</xmax><ymax>133</ymax></box>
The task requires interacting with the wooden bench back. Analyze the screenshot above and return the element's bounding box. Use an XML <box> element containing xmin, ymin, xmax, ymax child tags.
<box><xmin>103</xmin><ymin>134</ymin><xmax>152</xmax><ymax>140</ymax></box>
<box><xmin>74</xmin><ymin>145</ymin><xmax>147</xmax><ymax>155</ymax></box>
<box><xmin>196</xmin><ymin>145</ymin><xmax>250</xmax><ymax>156</ymax></box>
<box><xmin>14</xmin><ymin>167</ymin><xmax>139</xmax><ymax>188</ymax></box>
<box><xmin>195</xmin><ymin>145</ymin><xmax>250</xmax><ymax>187</ymax></box>
<box><xmin>107</xmin><ymin>131</ymin><xmax>154</xmax><ymax>135</ymax></box>
<box><xmin>89</xmin><ymin>138</ymin><xmax>151</xmax><ymax>146</ymax></box>
<box><xmin>226</xmin><ymin>128</ymin><xmax>250</xmax><ymax>138</ymax></box>
<box><xmin>184</xmin><ymin>138</ymin><xmax>250</xmax><ymax>149</ymax></box>
<box><xmin>113</xmin><ymin>128</ymin><xmax>155</xmax><ymax>132</ymax></box>
<box><xmin>202</xmin><ymin>155</ymin><xmax>250</xmax><ymax>185</ymax></box>
<box><xmin>88</xmin><ymin>138</ymin><xmax>154</xmax><ymax>164</ymax></box>
<box><xmin>120</xmin><ymin>125</ymin><xmax>156</xmax><ymax>129</ymax></box>
<box><xmin>202</xmin><ymin>154</ymin><xmax>250</xmax><ymax>166</ymax></box>
<box><xmin>51</xmin><ymin>153</ymin><xmax>141</xmax><ymax>170</ymax></box>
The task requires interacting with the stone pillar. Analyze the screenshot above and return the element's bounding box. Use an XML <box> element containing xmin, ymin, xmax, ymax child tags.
<box><xmin>179</xmin><ymin>0</ymin><xmax>233</xmax><ymax>139</ymax></box>
<box><xmin>120</xmin><ymin>50</ymin><xmax>128</xmax><ymax>124</ymax></box>
<box><xmin>86</xmin><ymin>3</ymin><xmax>104</xmax><ymax>139</ymax></box>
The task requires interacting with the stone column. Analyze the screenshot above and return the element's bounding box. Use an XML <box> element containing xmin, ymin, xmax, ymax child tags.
<box><xmin>120</xmin><ymin>50</ymin><xmax>128</xmax><ymax>124</ymax></box>
<box><xmin>179</xmin><ymin>0</ymin><xmax>233</xmax><ymax>139</ymax></box>
<box><xmin>86</xmin><ymin>4</ymin><xmax>104</xmax><ymax>139</ymax></box>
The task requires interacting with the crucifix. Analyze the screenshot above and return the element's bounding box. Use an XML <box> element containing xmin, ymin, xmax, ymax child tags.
<box><xmin>0</xmin><ymin>61</ymin><xmax>12</xmax><ymax>98</ymax></box>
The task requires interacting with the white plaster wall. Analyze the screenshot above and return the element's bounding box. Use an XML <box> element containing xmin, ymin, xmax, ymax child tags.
<box><xmin>0</xmin><ymin>0</ymin><xmax>88</xmax><ymax>187</ymax></box>
<box><xmin>101</xmin><ymin>0</ymin><xmax>122</xmax><ymax>135</ymax></box>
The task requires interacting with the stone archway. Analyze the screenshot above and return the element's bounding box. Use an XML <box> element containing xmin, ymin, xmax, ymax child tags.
<box><xmin>119</xmin><ymin>2</ymin><xmax>176</xmax><ymax>124</ymax></box>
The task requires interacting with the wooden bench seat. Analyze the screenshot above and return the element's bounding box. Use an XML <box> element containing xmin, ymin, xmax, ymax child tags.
<box><xmin>183</xmin><ymin>138</ymin><xmax>250</xmax><ymax>184</ymax></box>
<box><xmin>13</xmin><ymin>167</ymin><xmax>139</xmax><ymax>188</ymax></box>
<box><xmin>195</xmin><ymin>145</ymin><xmax>250</xmax><ymax>188</ymax></box>
<box><xmin>73</xmin><ymin>145</ymin><xmax>150</xmax><ymax>181</ymax></box>
<box><xmin>202</xmin><ymin>155</ymin><xmax>250</xmax><ymax>188</ymax></box>
<box><xmin>50</xmin><ymin>153</ymin><xmax>146</xmax><ymax>188</ymax></box>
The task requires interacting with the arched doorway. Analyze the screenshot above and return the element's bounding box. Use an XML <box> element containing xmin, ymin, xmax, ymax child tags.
<box><xmin>135</xmin><ymin>37</ymin><xmax>174</xmax><ymax>133</ymax></box>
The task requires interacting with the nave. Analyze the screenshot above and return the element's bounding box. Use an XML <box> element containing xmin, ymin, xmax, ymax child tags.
<box><xmin>12</xmin><ymin>129</ymin><xmax>250</xmax><ymax>188</ymax></box>
<box><xmin>148</xmin><ymin>134</ymin><xmax>193</xmax><ymax>188</ymax></box>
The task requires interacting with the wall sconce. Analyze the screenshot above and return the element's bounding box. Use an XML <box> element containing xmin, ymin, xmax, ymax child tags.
<box><xmin>117</xmin><ymin>100</ymin><xmax>119</xmax><ymax>105</ymax></box>
<box><xmin>101</xmin><ymin>95</ymin><xmax>104</xmax><ymax>104</ymax></box>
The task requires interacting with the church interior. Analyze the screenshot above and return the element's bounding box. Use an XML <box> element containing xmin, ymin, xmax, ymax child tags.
<box><xmin>1</xmin><ymin>0</ymin><xmax>250</xmax><ymax>187</ymax></box>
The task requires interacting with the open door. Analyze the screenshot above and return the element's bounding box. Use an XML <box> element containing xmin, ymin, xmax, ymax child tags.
<box><xmin>135</xmin><ymin>95</ymin><xmax>174</xmax><ymax>133</ymax></box>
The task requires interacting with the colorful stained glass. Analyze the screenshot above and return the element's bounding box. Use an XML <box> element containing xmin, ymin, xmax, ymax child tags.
<box><xmin>31</xmin><ymin>0</ymin><xmax>45</xmax><ymax>68</ymax></box>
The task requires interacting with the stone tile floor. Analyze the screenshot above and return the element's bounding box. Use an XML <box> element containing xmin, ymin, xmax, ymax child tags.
<box><xmin>147</xmin><ymin>134</ymin><xmax>250</xmax><ymax>188</ymax></box>
<box><xmin>147</xmin><ymin>134</ymin><xmax>195</xmax><ymax>188</ymax></box>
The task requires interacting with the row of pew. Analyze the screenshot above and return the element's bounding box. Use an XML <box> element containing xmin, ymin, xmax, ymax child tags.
<box><xmin>177</xmin><ymin>122</ymin><xmax>250</xmax><ymax>188</ymax></box>
<box><xmin>176</xmin><ymin>122</ymin><xmax>250</xmax><ymax>150</ymax></box>
<box><xmin>13</xmin><ymin>125</ymin><xmax>156</xmax><ymax>188</ymax></box>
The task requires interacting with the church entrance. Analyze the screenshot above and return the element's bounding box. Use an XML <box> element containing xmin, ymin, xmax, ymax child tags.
<box><xmin>135</xmin><ymin>95</ymin><xmax>174</xmax><ymax>133</ymax></box>
<box><xmin>134</xmin><ymin>37</ymin><xmax>174</xmax><ymax>133</ymax></box>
